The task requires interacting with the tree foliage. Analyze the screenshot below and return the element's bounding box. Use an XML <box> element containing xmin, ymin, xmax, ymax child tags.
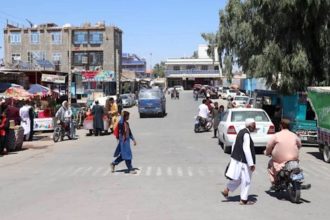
<box><xmin>217</xmin><ymin>0</ymin><xmax>330</xmax><ymax>93</ymax></box>
<box><xmin>153</xmin><ymin>62</ymin><xmax>166</xmax><ymax>78</ymax></box>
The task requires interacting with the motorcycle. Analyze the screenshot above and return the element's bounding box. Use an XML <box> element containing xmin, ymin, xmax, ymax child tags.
<box><xmin>272</xmin><ymin>160</ymin><xmax>311</xmax><ymax>203</ymax></box>
<box><xmin>194</xmin><ymin>116</ymin><xmax>213</xmax><ymax>133</ymax></box>
<box><xmin>53</xmin><ymin>119</ymin><xmax>77</xmax><ymax>142</ymax></box>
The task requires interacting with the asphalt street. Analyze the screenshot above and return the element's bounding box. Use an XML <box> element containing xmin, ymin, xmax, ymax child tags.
<box><xmin>0</xmin><ymin>91</ymin><xmax>329</xmax><ymax>220</ymax></box>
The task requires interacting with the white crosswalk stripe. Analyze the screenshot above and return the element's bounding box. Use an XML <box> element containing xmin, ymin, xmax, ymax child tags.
<box><xmin>156</xmin><ymin>167</ymin><xmax>162</xmax><ymax>176</ymax></box>
<box><xmin>177</xmin><ymin>167</ymin><xmax>183</xmax><ymax>176</ymax></box>
<box><xmin>187</xmin><ymin>167</ymin><xmax>193</xmax><ymax>177</ymax></box>
<box><xmin>146</xmin><ymin>166</ymin><xmax>152</xmax><ymax>176</ymax></box>
<box><xmin>167</xmin><ymin>167</ymin><xmax>173</xmax><ymax>176</ymax></box>
<box><xmin>48</xmin><ymin>165</ymin><xmax>329</xmax><ymax>178</ymax></box>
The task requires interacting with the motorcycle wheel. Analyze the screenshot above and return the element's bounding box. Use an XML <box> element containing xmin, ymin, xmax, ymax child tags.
<box><xmin>205</xmin><ymin>122</ymin><xmax>213</xmax><ymax>131</ymax></box>
<box><xmin>53</xmin><ymin>127</ymin><xmax>61</xmax><ymax>143</ymax></box>
<box><xmin>288</xmin><ymin>182</ymin><xmax>301</xmax><ymax>203</ymax></box>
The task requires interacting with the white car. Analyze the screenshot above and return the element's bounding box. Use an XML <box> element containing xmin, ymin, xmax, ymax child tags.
<box><xmin>222</xmin><ymin>89</ymin><xmax>238</xmax><ymax>100</ymax></box>
<box><xmin>232</xmin><ymin>96</ymin><xmax>249</xmax><ymax>108</ymax></box>
<box><xmin>217</xmin><ymin>108</ymin><xmax>275</xmax><ymax>153</ymax></box>
<box><xmin>174</xmin><ymin>85</ymin><xmax>184</xmax><ymax>91</ymax></box>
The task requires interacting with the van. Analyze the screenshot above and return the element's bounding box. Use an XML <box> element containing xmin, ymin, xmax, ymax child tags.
<box><xmin>138</xmin><ymin>88</ymin><xmax>166</xmax><ymax>118</ymax></box>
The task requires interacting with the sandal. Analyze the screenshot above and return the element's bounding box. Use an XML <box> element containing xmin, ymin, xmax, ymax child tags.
<box><xmin>239</xmin><ymin>200</ymin><xmax>255</xmax><ymax>205</ymax></box>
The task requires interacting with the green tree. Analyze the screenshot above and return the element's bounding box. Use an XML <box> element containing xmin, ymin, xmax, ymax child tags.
<box><xmin>217</xmin><ymin>0</ymin><xmax>330</xmax><ymax>93</ymax></box>
<box><xmin>153</xmin><ymin>62</ymin><xmax>166</xmax><ymax>78</ymax></box>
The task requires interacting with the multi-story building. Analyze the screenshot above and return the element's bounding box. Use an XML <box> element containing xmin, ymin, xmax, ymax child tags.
<box><xmin>165</xmin><ymin>44</ymin><xmax>221</xmax><ymax>90</ymax></box>
<box><xmin>3</xmin><ymin>22</ymin><xmax>122</xmax><ymax>96</ymax></box>
<box><xmin>122</xmin><ymin>53</ymin><xmax>146</xmax><ymax>78</ymax></box>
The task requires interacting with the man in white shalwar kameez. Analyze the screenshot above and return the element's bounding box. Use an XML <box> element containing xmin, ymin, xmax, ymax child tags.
<box><xmin>19</xmin><ymin>102</ymin><xmax>32</xmax><ymax>140</ymax></box>
<box><xmin>223</xmin><ymin>118</ymin><xmax>257</xmax><ymax>205</ymax></box>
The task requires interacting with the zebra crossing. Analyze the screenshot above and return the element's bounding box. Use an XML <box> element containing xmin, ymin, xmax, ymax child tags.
<box><xmin>47</xmin><ymin>165</ymin><xmax>226</xmax><ymax>178</ymax></box>
<box><xmin>45</xmin><ymin>163</ymin><xmax>330</xmax><ymax>179</ymax></box>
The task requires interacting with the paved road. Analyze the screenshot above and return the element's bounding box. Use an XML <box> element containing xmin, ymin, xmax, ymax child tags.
<box><xmin>1</xmin><ymin>91</ymin><xmax>329</xmax><ymax>220</ymax></box>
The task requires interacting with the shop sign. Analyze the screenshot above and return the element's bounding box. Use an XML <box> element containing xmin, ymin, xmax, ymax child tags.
<box><xmin>42</xmin><ymin>74</ymin><xmax>66</xmax><ymax>84</ymax></box>
<box><xmin>81</xmin><ymin>70</ymin><xmax>115</xmax><ymax>82</ymax></box>
<box><xmin>34</xmin><ymin>118</ymin><xmax>55</xmax><ymax>131</ymax></box>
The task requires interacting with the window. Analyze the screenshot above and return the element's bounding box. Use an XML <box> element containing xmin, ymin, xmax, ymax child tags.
<box><xmin>52</xmin><ymin>52</ymin><xmax>61</xmax><ymax>62</ymax></box>
<box><xmin>28</xmin><ymin>51</ymin><xmax>46</xmax><ymax>62</ymax></box>
<box><xmin>173</xmin><ymin>65</ymin><xmax>180</xmax><ymax>71</ymax></box>
<box><xmin>214</xmin><ymin>66</ymin><xmax>219</xmax><ymax>70</ymax></box>
<box><xmin>73</xmin><ymin>31</ymin><xmax>88</xmax><ymax>44</ymax></box>
<box><xmin>89</xmin><ymin>31</ymin><xmax>103</xmax><ymax>44</ymax></box>
<box><xmin>51</xmin><ymin>32</ymin><xmax>62</xmax><ymax>44</ymax></box>
<box><xmin>186</xmin><ymin>65</ymin><xmax>195</xmax><ymax>70</ymax></box>
<box><xmin>10</xmin><ymin>32</ymin><xmax>21</xmax><ymax>44</ymax></box>
<box><xmin>201</xmin><ymin>65</ymin><xmax>208</xmax><ymax>70</ymax></box>
<box><xmin>73</xmin><ymin>52</ymin><xmax>88</xmax><ymax>65</ymax></box>
<box><xmin>231</xmin><ymin>111</ymin><xmax>270</xmax><ymax>122</ymax></box>
<box><xmin>30</xmin><ymin>32</ymin><xmax>40</xmax><ymax>44</ymax></box>
<box><xmin>11</xmin><ymin>54</ymin><xmax>21</xmax><ymax>62</ymax></box>
<box><xmin>89</xmin><ymin>52</ymin><xmax>103</xmax><ymax>66</ymax></box>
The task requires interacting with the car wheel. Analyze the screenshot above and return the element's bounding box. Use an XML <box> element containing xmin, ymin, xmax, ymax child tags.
<box><xmin>323</xmin><ymin>144</ymin><xmax>330</xmax><ymax>163</ymax></box>
<box><xmin>139</xmin><ymin>113</ymin><xmax>144</xmax><ymax>118</ymax></box>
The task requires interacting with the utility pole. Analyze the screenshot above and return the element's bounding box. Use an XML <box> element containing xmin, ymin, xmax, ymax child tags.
<box><xmin>68</xmin><ymin>28</ymin><xmax>72</xmax><ymax>106</ymax></box>
<box><xmin>116</xmin><ymin>49</ymin><xmax>120</xmax><ymax>95</ymax></box>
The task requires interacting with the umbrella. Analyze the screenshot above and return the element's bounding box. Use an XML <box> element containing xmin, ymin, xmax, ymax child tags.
<box><xmin>4</xmin><ymin>87</ymin><xmax>32</xmax><ymax>100</ymax></box>
<box><xmin>28</xmin><ymin>84</ymin><xmax>51</xmax><ymax>96</ymax></box>
<box><xmin>0</xmin><ymin>83</ymin><xmax>23</xmax><ymax>93</ymax></box>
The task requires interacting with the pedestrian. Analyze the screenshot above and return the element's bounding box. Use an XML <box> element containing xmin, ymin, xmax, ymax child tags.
<box><xmin>0</xmin><ymin>111</ymin><xmax>8</xmax><ymax>155</ymax></box>
<box><xmin>222</xmin><ymin>118</ymin><xmax>257</xmax><ymax>205</ymax></box>
<box><xmin>28</xmin><ymin>101</ymin><xmax>35</xmax><ymax>141</ymax></box>
<box><xmin>19</xmin><ymin>101</ymin><xmax>33</xmax><ymax>141</ymax></box>
<box><xmin>227</xmin><ymin>97</ymin><xmax>234</xmax><ymax>109</ymax></box>
<box><xmin>110</xmin><ymin>111</ymin><xmax>137</xmax><ymax>174</ymax></box>
<box><xmin>92</xmin><ymin>100</ymin><xmax>104</xmax><ymax>136</ymax></box>
<box><xmin>109</xmin><ymin>98</ymin><xmax>118</xmax><ymax>133</ymax></box>
<box><xmin>211</xmin><ymin>103</ymin><xmax>224</xmax><ymax>138</ymax></box>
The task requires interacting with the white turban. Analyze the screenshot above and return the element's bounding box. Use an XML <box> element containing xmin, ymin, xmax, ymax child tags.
<box><xmin>245</xmin><ymin>118</ymin><xmax>255</xmax><ymax>127</ymax></box>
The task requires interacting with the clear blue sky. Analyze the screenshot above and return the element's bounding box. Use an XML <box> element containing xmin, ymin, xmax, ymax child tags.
<box><xmin>0</xmin><ymin>0</ymin><xmax>226</xmax><ymax>68</ymax></box>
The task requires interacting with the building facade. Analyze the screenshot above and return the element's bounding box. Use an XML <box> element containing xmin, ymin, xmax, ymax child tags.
<box><xmin>3</xmin><ymin>22</ymin><xmax>122</xmax><ymax>96</ymax></box>
<box><xmin>122</xmin><ymin>53</ymin><xmax>146</xmax><ymax>78</ymax></box>
<box><xmin>165</xmin><ymin>45</ymin><xmax>221</xmax><ymax>90</ymax></box>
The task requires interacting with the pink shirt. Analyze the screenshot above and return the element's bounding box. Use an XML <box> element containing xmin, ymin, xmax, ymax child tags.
<box><xmin>265</xmin><ymin>129</ymin><xmax>302</xmax><ymax>164</ymax></box>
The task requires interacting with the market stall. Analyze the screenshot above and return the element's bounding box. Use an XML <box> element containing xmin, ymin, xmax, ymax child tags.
<box><xmin>28</xmin><ymin>84</ymin><xmax>58</xmax><ymax>132</ymax></box>
<box><xmin>3</xmin><ymin>87</ymin><xmax>30</xmax><ymax>151</ymax></box>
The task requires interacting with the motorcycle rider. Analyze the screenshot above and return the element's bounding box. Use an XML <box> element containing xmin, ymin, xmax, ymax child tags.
<box><xmin>197</xmin><ymin>99</ymin><xmax>210</xmax><ymax>127</ymax></box>
<box><xmin>55</xmin><ymin>101</ymin><xmax>75</xmax><ymax>139</ymax></box>
<box><xmin>264</xmin><ymin>119</ymin><xmax>301</xmax><ymax>188</ymax></box>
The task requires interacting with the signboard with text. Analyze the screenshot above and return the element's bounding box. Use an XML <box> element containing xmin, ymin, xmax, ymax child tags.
<box><xmin>41</xmin><ymin>74</ymin><xmax>66</xmax><ymax>84</ymax></box>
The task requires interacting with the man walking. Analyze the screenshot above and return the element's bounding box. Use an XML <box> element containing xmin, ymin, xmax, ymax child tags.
<box><xmin>111</xmin><ymin>111</ymin><xmax>137</xmax><ymax>174</ymax></box>
<box><xmin>92</xmin><ymin>100</ymin><xmax>104</xmax><ymax>136</ymax></box>
<box><xmin>222</xmin><ymin>118</ymin><xmax>257</xmax><ymax>205</ymax></box>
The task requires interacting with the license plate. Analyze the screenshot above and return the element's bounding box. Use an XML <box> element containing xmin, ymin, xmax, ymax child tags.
<box><xmin>301</xmin><ymin>136</ymin><xmax>308</xmax><ymax>141</ymax></box>
<box><xmin>292</xmin><ymin>173</ymin><xmax>304</xmax><ymax>181</ymax></box>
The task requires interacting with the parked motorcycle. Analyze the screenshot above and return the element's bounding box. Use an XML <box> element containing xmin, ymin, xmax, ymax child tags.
<box><xmin>272</xmin><ymin>160</ymin><xmax>311</xmax><ymax>203</ymax></box>
<box><xmin>194</xmin><ymin>116</ymin><xmax>213</xmax><ymax>133</ymax></box>
<box><xmin>53</xmin><ymin>119</ymin><xmax>77</xmax><ymax>142</ymax></box>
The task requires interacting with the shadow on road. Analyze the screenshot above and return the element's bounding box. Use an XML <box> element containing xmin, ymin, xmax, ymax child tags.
<box><xmin>221</xmin><ymin>194</ymin><xmax>258</xmax><ymax>204</ymax></box>
<box><xmin>265</xmin><ymin>190</ymin><xmax>311</xmax><ymax>204</ymax></box>
<box><xmin>306</xmin><ymin>151</ymin><xmax>323</xmax><ymax>161</ymax></box>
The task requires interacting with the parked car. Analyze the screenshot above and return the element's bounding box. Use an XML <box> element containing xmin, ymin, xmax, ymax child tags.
<box><xmin>174</xmin><ymin>85</ymin><xmax>184</xmax><ymax>91</ymax></box>
<box><xmin>222</xmin><ymin>89</ymin><xmax>238</xmax><ymax>100</ymax></box>
<box><xmin>218</xmin><ymin>108</ymin><xmax>275</xmax><ymax>153</ymax></box>
<box><xmin>120</xmin><ymin>94</ymin><xmax>135</xmax><ymax>108</ymax></box>
<box><xmin>138</xmin><ymin>88</ymin><xmax>166</xmax><ymax>118</ymax></box>
<box><xmin>232</xmin><ymin>96</ymin><xmax>249</xmax><ymax>108</ymax></box>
